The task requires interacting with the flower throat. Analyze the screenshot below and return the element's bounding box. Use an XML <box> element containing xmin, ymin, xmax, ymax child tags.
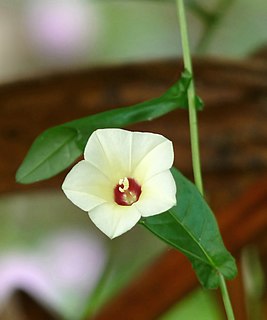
<box><xmin>114</xmin><ymin>177</ymin><xmax>141</xmax><ymax>206</ymax></box>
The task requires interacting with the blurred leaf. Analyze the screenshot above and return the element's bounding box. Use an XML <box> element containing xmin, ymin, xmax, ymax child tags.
<box><xmin>16</xmin><ymin>71</ymin><xmax>202</xmax><ymax>184</ymax></box>
<box><xmin>140</xmin><ymin>167</ymin><xmax>237</xmax><ymax>289</ymax></box>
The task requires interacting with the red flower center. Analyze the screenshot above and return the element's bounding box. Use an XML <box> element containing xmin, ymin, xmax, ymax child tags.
<box><xmin>114</xmin><ymin>177</ymin><xmax>142</xmax><ymax>206</ymax></box>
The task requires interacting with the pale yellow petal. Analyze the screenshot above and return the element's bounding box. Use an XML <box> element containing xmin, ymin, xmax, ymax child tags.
<box><xmin>130</xmin><ymin>131</ymin><xmax>168</xmax><ymax>169</ymax></box>
<box><xmin>84</xmin><ymin>129</ymin><xmax>133</xmax><ymax>182</ymax></box>
<box><xmin>88</xmin><ymin>203</ymin><xmax>141</xmax><ymax>239</ymax></box>
<box><xmin>62</xmin><ymin>160</ymin><xmax>113</xmax><ymax>211</ymax></box>
<box><xmin>135</xmin><ymin>170</ymin><xmax>176</xmax><ymax>217</ymax></box>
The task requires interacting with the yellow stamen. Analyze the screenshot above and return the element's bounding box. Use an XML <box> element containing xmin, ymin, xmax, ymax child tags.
<box><xmin>118</xmin><ymin>177</ymin><xmax>129</xmax><ymax>193</ymax></box>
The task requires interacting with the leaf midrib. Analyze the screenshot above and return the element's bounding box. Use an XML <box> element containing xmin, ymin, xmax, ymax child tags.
<box><xmin>168</xmin><ymin>208</ymin><xmax>217</xmax><ymax>269</ymax></box>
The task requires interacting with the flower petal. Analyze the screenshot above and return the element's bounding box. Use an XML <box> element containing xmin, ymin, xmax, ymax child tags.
<box><xmin>84</xmin><ymin>129</ymin><xmax>174</xmax><ymax>184</ymax></box>
<box><xmin>88</xmin><ymin>203</ymin><xmax>141</xmax><ymax>239</ymax></box>
<box><xmin>132</xmin><ymin>134</ymin><xmax>174</xmax><ymax>183</ymax></box>
<box><xmin>84</xmin><ymin>129</ymin><xmax>133</xmax><ymax>183</ymax></box>
<box><xmin>62</xmin><ymin>160</ymin><xmax>113</xmax><ymax>211</ymax></box>
<box><xmin>135</xmin><ymin>170</ymin><xmax>176</xmax><ymax>217</ymax></box>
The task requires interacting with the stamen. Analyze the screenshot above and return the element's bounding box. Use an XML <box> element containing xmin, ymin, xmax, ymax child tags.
<box><xmin>114</xmin><ymin>177</ymin><xmax>142</xmax><ymax>206</ymax></box>
<box><xmin>118</xmin><ymin>177</ymin><xmax>129</xmax><ymax>193</ymax></box>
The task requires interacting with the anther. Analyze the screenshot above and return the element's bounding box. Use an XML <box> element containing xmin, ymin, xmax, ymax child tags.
<box><xmin>118</xmin><ymin>177</ymin><xmax>129</xmax><ymax>193</ymax></box>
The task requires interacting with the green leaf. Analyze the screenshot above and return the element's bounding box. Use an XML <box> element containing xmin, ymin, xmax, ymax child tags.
<box><xmin>140</xmin><ymin>168</ymin><xmax>237</xmax><ymax>289</ymax></box>
<box><xmin>164</xmin><ymin>69</ymin><xmax>203</xmax><ymax>111</ymax></box>
<box><xmin>16</xmin><ymin>127</ymin><xmax>81</xmax><ymax>184</ymax></box>
<box><xmin>16</xmin><ymin>71</ymin><xmax>201</xmax><ymax>184</ymax></box>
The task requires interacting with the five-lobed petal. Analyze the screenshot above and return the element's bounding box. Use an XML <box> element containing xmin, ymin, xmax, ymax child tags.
<box><xmin>62</xmin><ymin>128</ymin><xmax>177</xmax><ymax>238</ymax></box>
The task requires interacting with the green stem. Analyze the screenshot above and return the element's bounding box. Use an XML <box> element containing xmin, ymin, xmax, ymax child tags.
<box><xmin>219</xmin><ymin>274</ymin><xmax>235</xmax><ymax>320</ymax></box>
<box><xmin>176</xmin><ymin>1</ymin><xmax>235</xmax><ymax>319</ymax></box>
<box><xmin>176</xmin><ymin>0</ymin><xmax>203</xmax><ymax>195</ymax></box>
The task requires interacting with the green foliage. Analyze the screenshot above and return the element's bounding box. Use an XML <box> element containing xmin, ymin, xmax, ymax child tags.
<box><xmin>16</xmin><ymin>71</ymin><xmax>202</xmax><ymax>184</ymax></box>
<box><xmin>15</xmin><ymin>127</ymin><xmax>82</xmax><ymax>184</ymax></box>
<box><xmin>140</xmin><ymin>168</ymin><xmax>237</xmax><ymax>289</ymax></box>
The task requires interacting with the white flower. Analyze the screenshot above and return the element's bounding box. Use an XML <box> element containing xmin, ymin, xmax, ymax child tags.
<box><xmin>62</xmin><ymin>128</ymin><xmax>176</xmax><ymax>239</ymax></box>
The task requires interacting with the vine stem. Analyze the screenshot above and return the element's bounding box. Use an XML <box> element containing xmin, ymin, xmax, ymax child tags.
<box><xmin>176</xmin><ymin>1</ymin><xmax>235</xmax><ymax>319</ymax></box>
<box><xmin>219</xmin><ymin>274</ymin><xmax>236</xmax><ymax>320</ymax></box>
<box><xmin>176</xmin><ymin>0</ymin><xmax>203</xmax><ymax>194</ymax></box>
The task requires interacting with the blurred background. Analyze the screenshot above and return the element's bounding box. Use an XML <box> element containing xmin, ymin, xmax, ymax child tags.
<box><xmin>1</xmin><ymin>0</ymin><xmax>267</xmax><ymax>319</ymax></box>
<box><xmin>1</xmin><ymin>0</ymin><xmax>267</xmax><ymax>84</ymax></box>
